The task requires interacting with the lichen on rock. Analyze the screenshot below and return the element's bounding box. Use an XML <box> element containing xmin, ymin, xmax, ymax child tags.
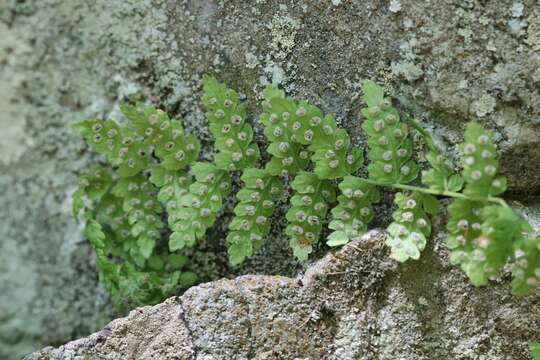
<box><xmin>2</xmin><ymin>0</ymin><xmax>540</xmax><ymax>358</ymax></box>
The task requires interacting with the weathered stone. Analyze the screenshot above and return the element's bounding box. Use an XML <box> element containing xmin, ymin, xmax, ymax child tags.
<box><xmin>2</xmin><ymin>0</ymin><xmax>540</xmax><ymax>357</ymax></box>
<box><xmin>25</xmin><ymin>231</ymin><xmax>540</xmax><ymax>360</ymax></box>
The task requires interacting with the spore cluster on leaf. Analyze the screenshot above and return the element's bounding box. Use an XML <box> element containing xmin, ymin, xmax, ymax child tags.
<box><xmin>73</xmin><ymin>76</ymin><xmax>540</xmax><ymax>306</ymax></box>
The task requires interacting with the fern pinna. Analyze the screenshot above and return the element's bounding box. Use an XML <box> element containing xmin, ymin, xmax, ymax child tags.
<box><xmin>169</xmin><ymin>76</ymin><xmax>259</xmax><ymax>251</ymax></box>
<box><xmin>74</xmin><ymin>76</ymin><xmax>540</xmax><ymax>307</ymax></box>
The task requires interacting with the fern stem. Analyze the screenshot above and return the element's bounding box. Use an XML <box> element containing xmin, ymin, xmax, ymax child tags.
<box><xmin>358</xmin><ymin>178</ymin><xmax>509</xmax><ymax>208</ymax></box>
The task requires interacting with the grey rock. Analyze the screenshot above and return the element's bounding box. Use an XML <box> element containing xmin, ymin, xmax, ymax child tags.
<box><xmin>25</xmin><ymin>231</ymin><xmax>540</xmax><ymax>360</ymax></box>
<box><xmin>2</xmin><ymin>0</ymin><xmax>540</xmax><ymax>358</ymax></box>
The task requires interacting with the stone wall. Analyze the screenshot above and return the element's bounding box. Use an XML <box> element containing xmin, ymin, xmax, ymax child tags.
<box><xmin>1</xmin><ymin>0</ymin><xmax>539</xmax><ymax>358</ymax></box>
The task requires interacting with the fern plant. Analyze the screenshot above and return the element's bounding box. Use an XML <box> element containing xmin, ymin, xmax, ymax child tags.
<box><xmin>356</xmin><ymin>83</ymin><xmax>539</xmax><ymax>295</ymax></box>
<box><xmin>72</xmin><ymin>104</ymin><xmax>200</xmax><ymax>308</ymax></box>
<box><xmin>74</xmin><ymin>76</ymin><xmax>540</xmax><ymax>308</ymax></box>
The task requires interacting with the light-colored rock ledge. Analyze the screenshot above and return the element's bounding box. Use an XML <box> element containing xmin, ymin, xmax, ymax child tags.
<box><xmin>26</xmin><ymin>230</ymin><xmax>539</xmax><ymax>360</ymax></box>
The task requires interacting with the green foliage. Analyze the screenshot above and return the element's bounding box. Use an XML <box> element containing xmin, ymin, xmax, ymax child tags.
<box><xmin>386</xmin><ymin>191</ymin><xmax>438</xmax><ymax>262</ymax></box>
<box><xmin>421</xmin><ymin>151</ymin><xmax>464</xmax><ymax>192</ymax></box>
<box><xmin>120</xmin><ymin>104</ymin><xmax>200</xmax><ymax>170</ymax></box>
<box><xmin>460</xmin><ymin>122</ymin><xmax>507</xmax><ymax>197</ymax></box>
<box><xmin>260</xmin><ymin>85</ymin><xmax>311</xmax><ymax>177</ymax></box>
<box><xmin>74</xmin><ymin>75</ymin><xmax>540</xmax><ymax>309</ymax></box>
<box><xmin>149</xmin><ymin>165</ymin><xmax>190</xmax><ymax>225</ymax></box>
<box><xmin>361</xmin><ymin>80</ymin><xmax>418</xmax><ymax>185</ymax></box>
<box><xmin>112</xmin><ymin>175</ymin><xmax>164</xmax><ymax>259</ymax></box>
<box><xmin>530</xmin><ymin>342</ymin><xmax>540</xmax><ymax>360</ymax></box>
<box><xmin>85</xmin><ymin>217</ymin><xmax>196</xmax><ymax>309</ymax></box>
<box><xmin>448</xmin><ymin>203</ymin><xmax>517</xmax><ymax>285</ymax></box>
<box><xmin>201</xmin><ymin>75</ymin><xmax>259</xmax><ymax>171</ymax></box>
<box><xmin>72</xmin><ymin>165</ymin><xmax>114</xmax><ymax>219</ymax></box>
<box><xmin>286</xmin><ymin>172</ymin><xmax>336</xmax><ymax>260</ymax></box>
<box><xmin>359</xmin><ymin>81</ymin><xmax>438</xmax><ymax>261</ymax></box>
<box><xmin>227</xmin><ymin>168</ymin><xmax>283</xmax><ymax>265</ymax></box>
<box><xmin>327</xmin><ymin>176</ymin><xmax>379</xmax><ymax>246</ymax></box>
<box><xmin>445</xmin><ymin>123</ymin><xmax>532</xmax><ymax>288</ymax></box>
<box><xmin>259</xmin><ymin>83</ymin><xmax>362</xmax><ymax>261</ymax></box>
<box><xmin>168</xmin><ymin>75</ymin><xmax>259</xmax><ymax>251</ymax></box>
<box><xmin>410</xmin><ymin>119</ymin><xmax>464</xmax><ymax>193</ymax></box>
<box><xmin>512</xmin><ymin>235</ymin><xmax>540</xmax><ymax>296</ymax></box>
<box><xmin>170</xmin><ymin>163</ymin><xmax>231</xmax><ymax>250</ymax></box>
<box><xmin>73</xmin><ymin>101</ymin><xmax>200</xmax><ymax>307</ymax></box>
<box><xmin>221</xmin><ymin>85</ymin><xmax>294</xmax><ymax>265</ymax></box>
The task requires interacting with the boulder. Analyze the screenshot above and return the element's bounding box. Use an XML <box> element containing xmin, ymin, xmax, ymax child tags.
<box><xmin>25</xmin><ymin>231</ymin><xmax>540</xmax><ymax>360</ymax></box>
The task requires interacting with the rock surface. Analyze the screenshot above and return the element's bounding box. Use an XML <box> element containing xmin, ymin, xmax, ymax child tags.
<box><xmin>26</xmin><ymin>231</ymin><xmax>540</xmax><ymax>360</ymax></box>
<box><xmin>2</xmin><ymin>0</ymin><xmax>540</xmax><ymax>358</ymax></box>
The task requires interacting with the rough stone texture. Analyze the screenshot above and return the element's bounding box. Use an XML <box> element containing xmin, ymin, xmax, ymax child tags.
<box><xmin>25</xmin><ymin>230</ymin><xmax>540</xmax><ymax>360</ymax></box>
<box><xmin>2</xmin><ymin>0</ymin><xmax>540</xmax><ymax>358</ymax></box>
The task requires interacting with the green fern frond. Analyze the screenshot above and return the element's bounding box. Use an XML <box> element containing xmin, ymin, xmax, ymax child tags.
<box><xmin>449</xmin><ymin>204</ymin><xmax>528</xmax><ymax>286</ymax></box>
<box><xmin>286</xmin><ymin>172</ymin><xmax>335</xmax><ymax>260</ymax></box>
<box><xmin>361</xmin><ymin>80</ymin><xmax>418</xmax><ymax>185</ymax></box>
<box><xmin>84</xmin><ymin>217</ymin><xmax>107</xmax><ymax>251</ymax></box>
<box><xmin>386</xmin><ymin>191</ymin><xmax>438</xmax><ymax>261</ymax></box>
<box><xmin>149</xmin><ymin>165</ymin><xmax>191</xmax><ymax>227</ymax></box>
<box><xmin>512</xmin><ymin>235</ymin><xmax>540</xmax><ymax>295</ymax></box>
<box><xmin>73</xmin><ymin>76</ymin><xmax>540</xmax><ymax>307</ymax></box>
<box><xmin>112</xmin><ymin>175</ymin><xmax>164</xmax><ymax>259</ymax></box>
<box><xmin>310</xmin><ymin>129</ymin><xmax>363</xmax><ymax>180</ymax></box>
<box><xmin>168</xmin><ymin>76</ymin><xmax>259</xmax><ymax>251</ymax></box>
<box><xmin>93</xmin><ymin>194</ymin><xmax>133</xmax><ymax>251</ymax></box>
<box><xmin>225</xmin><ymin>83</ymin><xmax>317</xmax><ymax>265</ymax></box>
<box><xmin>85</xmin><ymin>207</ymin><xmax>197</xmax><ymax>308</ymax></box>
<box><xmin>530</xmin><ymin>342</ymin><xmax>540</xmax><ymax>360</ymax></box>
<box><xmin>260</xmin><ymin>84</ymin><xmax>362</xmax><ymax>260</ymax></box>
<box><xmin>446</xmin><ymin>122</ymin><xmax>514</xmax><ymax>285</ymax></box>
<box><xmin>260</xmin><ymin>85</ymin><xmax>311</xmax><ymax>177</ymax></box>
<box><xmin>226</xmin><ymin>168</ymin><xmax>283</xmax><ymax>265</ymax></box>
<box><xmin>202</xmin><ymin>75</ymin><xmax>260</xmax><ymax>171</ymax></box>
<box><xmin>121</xmin><ymin>103</ymin><xmax>200</xmax><ymax>170</ymax></box>
<box><xmin>327</xmin><ymin>176</ymin><xmax>380</xmax><ymax>246</ymax></box>
<box><xmin>444</xmin><ymin>122</ymin><xmax>538</xmax><ymax>293</ymax></box>
<box><xmin>72</xmin><ymin>119</ymin><xmax>123</xmax><ymax>162</ymax></box>
<box><xmin>72</xmin><ymin>165</ymin><xmax>114</xmax><ymax>219</ymax></box>
<box><xmin>224</xmin><ymin>84</ymin><xmax>311</xmax><ymax>264</ymax></box>
<box><xmin>73</xmin><ymin>119</ymin><xmax>151</xmax><ymax>177</ymax></box>
<box><xmin>421</xmin><ymin>150</ymin><xmax>464</xmax><ymax>192</ymax></box>
<box><xmin>460</xmin><ymin>122</ymin><xmax>507</xmax><ymax>197</ymax></box>
<box><xmin>170</xmin><ymin>163</ymin><xmax>231</xmax><ymax>250</ymax></box>
<box><xmin>408</xmin><ymin>118</ymin><xmax>464</xmax><ymax>192</ymax></box>
<box><xmin>447</xmin><ymin>199</ymin><xmax>484</xmax><ymax>271</ymax></box>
